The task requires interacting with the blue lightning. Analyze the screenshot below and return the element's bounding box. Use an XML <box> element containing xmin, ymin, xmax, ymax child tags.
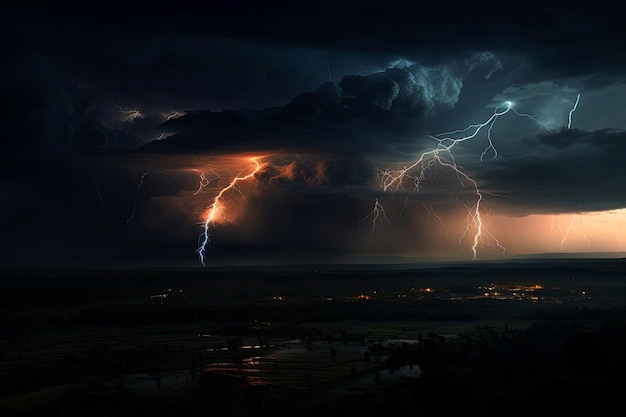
<box><xmin>568</xmin><ymin>93</ymin><xmax>581</xmax><ymax>129</ymax></box>
<box><xmin>364</xmin><ymin>99</ymin><xmax>555</xmax><ymax>260</ymax></box>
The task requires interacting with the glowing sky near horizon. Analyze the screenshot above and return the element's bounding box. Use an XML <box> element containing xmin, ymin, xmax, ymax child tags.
<box><xmin>165</xmin><ymin>152</ymin><xmax>626</xmax><ymax>264</ymax></box>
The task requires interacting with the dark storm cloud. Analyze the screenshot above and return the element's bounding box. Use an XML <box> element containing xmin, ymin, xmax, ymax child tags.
<box><xmin>0</xmin><ymin>51</ymin><xmax>142</xmax><ymax>161</ymax></box>
<box><xmin>3</xmin><ymin>1</ymin><xmax>621</xmax><ymax>160</ymax></box>
<box><xmin>478</xmin><ymin>128</ymin><xmax>626</xmax><ymax>214</ymax></box>
<box><xmin>7</xmin><ymin>1</ymin><xmax>625</xmax><ymax>82</ymax></box>
<box><xmin>52</xmin><ymin>36</ymin><xmax>346</xmax><ymax>113</ymax></box>
<box><xmin>339</xmin><ymin>64</ymin><xmax>463</xmax><ymax>116</ymax></box>
<box><xmin>2</xmin><ymin>0</ymin><xmax>626</xmax><ymax>267</ymax></box>
<box><xmin>0</xmin><ymin>155</ymin><xmax>203</xmax><ymax>267</ymax></box>
<box><xmin>140</xmin><ymin>57</ymin><xmax>496</xmax><ymax>157</ymax></box>
<box><xmin>127</xmin><ymin>196</ymin><xmax>199</xmax><ymax>244</ymax></box>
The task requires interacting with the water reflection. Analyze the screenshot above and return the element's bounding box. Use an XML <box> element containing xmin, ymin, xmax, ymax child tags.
<box><xmin>202</xmin><ymin>339</ymin><xmax>421</xmax><ymax>389</ymax></box>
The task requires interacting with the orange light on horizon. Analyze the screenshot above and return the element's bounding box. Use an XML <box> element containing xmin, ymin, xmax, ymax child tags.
<box><xmin>484</xmin><ymin>208</ymin><xmax>626</xmax><ymax>256</ymax></box>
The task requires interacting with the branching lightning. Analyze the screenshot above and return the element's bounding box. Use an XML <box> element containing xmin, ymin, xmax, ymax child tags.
<box><xmin>364</xmin><ymin>99</ymin><xmax>553</xmax><ymax>260</ymax></box>
<box><xmin>183</xmin><ymin>90</ymin><xmax>583</xmax><ymax>264</ymax></box>
<box><xmin>193</xmin><ymin>169</ymin><xmax>221</xmax><ymax>195</ymax></box>
<box><xmin>197</xmin><ymin>158</ymin><xmax>262</xmax><ymax>266</ymax></box>
<box><xmin>359</xmin><ymin>198</ymin><xmax>391</xmax><ymax>235</ymax></box>
<box><xmin>556</xmin><ymin>209</ymin><xmax>591</xmax><ymax>252</ymax></box>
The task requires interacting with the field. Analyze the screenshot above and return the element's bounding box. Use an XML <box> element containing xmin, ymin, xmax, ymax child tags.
<box><xmin>1</xmin><ymin>259</ymin><xmax>626</xmax><ymax>415</ymax></box>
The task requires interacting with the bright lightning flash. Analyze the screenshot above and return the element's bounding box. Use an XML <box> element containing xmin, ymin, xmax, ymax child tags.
<box><xmin>568</xmin><ymin>93</ymin><xmax>581</xmax><ymax>129</ymax></box>
<box><xmin>366</xmin><ymin>100</ymin><xmax>549</xmax><ymax>260</ymax></box>
<box><xmin>197</xmin><ymin>158</ymin><xmax>262</xmax><ymax>265</ymax></box>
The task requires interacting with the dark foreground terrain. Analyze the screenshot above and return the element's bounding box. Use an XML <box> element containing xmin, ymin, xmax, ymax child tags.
<box><xmin>2</xmin><ymin>258</ymin><xmax>626</xmax><ymax>416</ymax></box>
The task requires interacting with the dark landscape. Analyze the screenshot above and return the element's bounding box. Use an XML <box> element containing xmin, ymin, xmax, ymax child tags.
<box><xmin>2</xmin><ymin>258</ymin><xmax>626</xmax><ymax>416</ymax></box>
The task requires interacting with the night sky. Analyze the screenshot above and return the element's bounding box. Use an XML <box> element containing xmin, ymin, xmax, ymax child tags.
<box><xmin>2</xmin><ymin>1</ymin><xmax>626</xmax><ymax>268</ymax></box>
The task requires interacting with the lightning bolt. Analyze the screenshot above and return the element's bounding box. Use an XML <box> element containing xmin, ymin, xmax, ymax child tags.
<box><xmin>560</xmin><ymin>213</ymin><xmax>577</xmax><ymax>251</ymax></box>
<box><xmin>365</xmin><ymin>100</ymin><xmax>551</xmax><ymax>260</ymax></box>
<box><xmin>550</xmin><ymin>214</ymin><xmax>559</xmax><ymax>236</ymax></box>
<box><xmin>568</xmin><ymin>93</ymin><xmax>581</xmax><ymax>129</ymax></box>
<box><xmin>511</xmin><ymin>108</ymin><xmax>554</xmax><ymax>133</ymax></box>
<box><xmin>127</xmin><ymin>169</ymin><xmax>150</xmax><ymax>224</ymax></box>
<box><xmin>558</xmin><ymin>209</ymin><xmax>591</xmax><ymax>252</ymax></box>
<box><xmin>580</xmin><ymin>210</ymin><xmax>591</xmax><ymax>250</ymax></box>
<box><xmin>112</xmin><ymin>103</ymin><xmax>142</xmax><ymax>122</ymax></box>
<box><xmin>197</xmin><ymin>158</ymin><xmax>262</xmax><ymax>266</ymax></box>
<box><xmin>166</xmin><ymin>111</ymin><xmax>182</xmax><ymax>121</ymax></box>
<box><xmin>359</xmin><ymin>198</ymin><xmax>391</xmax><ymax>235</ymax></box>
<box><xmin>193</xmin><ymin>169</ymin><xmax>221</xmax><ymax>195</ymax></box>
<box><xmin>148</xmin><ymin>112</ymin><xmax>183</xmax><ymax>141</ymax></box>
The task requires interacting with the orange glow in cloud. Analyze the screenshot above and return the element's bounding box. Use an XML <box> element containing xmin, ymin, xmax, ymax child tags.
<box><xmin>200</xmin><ymin>157</ymin><xmax>263</xmax><ymax>226</ymax></box>
<box><xmin>196</xmin><ymin>156</ymin><xmax>265</xmax><ymax>265</ymax></box>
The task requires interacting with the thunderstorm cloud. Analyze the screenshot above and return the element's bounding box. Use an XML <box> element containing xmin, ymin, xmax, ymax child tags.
<box><xmin>142</xmin><ymin>57</ymin><xmax>495</xmax><ymax>157</ymax></box>
<box><xmin>478</xmin><ymin>128</ymin><xmax>626</xmax><ymax>214</ymax></box>
<box><xmin>2</xmin><ymin>1</ymin><xmax>626</xmax><ymax>267</ymax></box>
